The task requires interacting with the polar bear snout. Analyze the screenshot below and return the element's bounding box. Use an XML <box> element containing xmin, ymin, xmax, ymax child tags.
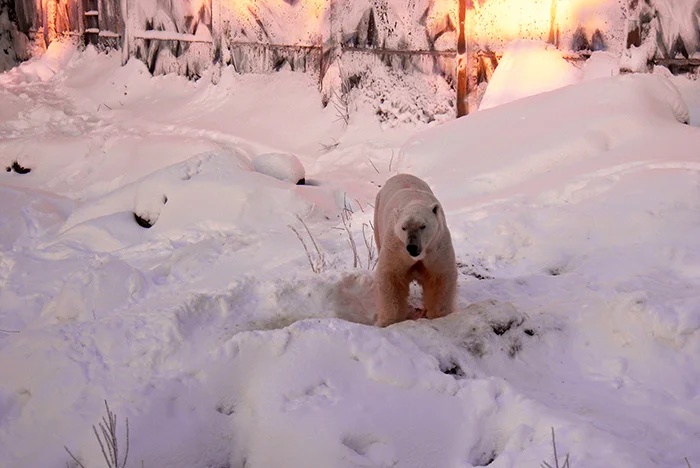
<box><xmin>406</xmin><ymin>234</ymin><xmax>422</xmax><ymax>257</ymax></box>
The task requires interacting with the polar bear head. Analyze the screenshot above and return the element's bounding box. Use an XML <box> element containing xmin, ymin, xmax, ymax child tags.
<box><xmin>394</xmin><ymin>202</ymin><xmax>442</xmax><ymax>259</ymax></box>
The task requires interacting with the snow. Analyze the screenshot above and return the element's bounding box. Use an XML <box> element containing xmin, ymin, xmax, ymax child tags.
<box><xmin>2</xmin><ymin>40</ymin><xmax>700</xmax><ymax>468</ymax></box>
<box><xmin>253</xmin><ymin>152</ymin><xmax>306</xmax><ymax>184</ymax></box>
<box><xmin>479</xmin><ymin>40</ymin><xmax>582</xmax><ymax>111</ymax></box>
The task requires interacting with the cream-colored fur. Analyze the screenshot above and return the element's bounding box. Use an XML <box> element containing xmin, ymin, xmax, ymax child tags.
<box><xmin>373</xmin><ymin>173</ymin><xmax>457</xmax><ymax>327</ymax></box>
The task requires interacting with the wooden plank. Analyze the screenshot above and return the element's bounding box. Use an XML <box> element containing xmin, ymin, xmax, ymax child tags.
<box><xmin>654</xmin><ymin>58</ymin><xmax>700</xmax><ymax>67</ymax></box>
<box><xmin>227</xmin><ymin>42</ymin><xmax>456</xmax><ymax>58</ymax></box>
<box><xmin>133</xmin><ymin>30</ymin><xmax>213</xmax><ymax>43</ymax></box>
<box><xmin>342</xmin><ymin>45</ymin><xmax>457</xmax><ymax>58</ymax></box>
<box><xmin>229</xmin><ymin>41</ymin><xmax>320</xmax><ymax>51</ymax></box>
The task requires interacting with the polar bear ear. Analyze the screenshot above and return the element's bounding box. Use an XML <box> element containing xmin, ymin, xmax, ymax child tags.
<box><xmin>431</xmin><ymin>203</ymin><xmax>440</xmax><ymax>215</ymax></box>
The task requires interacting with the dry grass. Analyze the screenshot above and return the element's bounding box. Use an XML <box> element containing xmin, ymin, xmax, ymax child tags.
<box><xmin>65</xmin><ymin>400</ymin><xmax>130</xmax><ymax>468</ymax></box>
<box><xmin>340</xmin><ymin>200</ymin><xmax>378</xmax><ymax>270</ymax></box>
<box><xmin>289</xmin><ymin>215</ymin><xmax>327</xmax><ymax>274</ymax></box>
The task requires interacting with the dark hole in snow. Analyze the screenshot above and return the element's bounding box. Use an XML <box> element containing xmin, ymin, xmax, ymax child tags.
<box><xmin>491</xmin><ymin>318</ymin><xmax>521</xmax><ymax>336</ymax></box>
<box><xmin>5</xmin><ymin>167</ymin><xmax>10</xmax><ymax>172</ymax></box>
<box><xmin>10</xmin><ymin>161</ymin><xmax>31</xmax><ymax>174</ymax></box>
<box><xmin>303</xmin><ymin>179</ymin><xmax>322</xmax><ymax>186</ymax></box>
<box><xmin>441</xmin><ymin>361</ymin><xmax>466</xmax><ymax>379</ymax></box>
<box><xmin>134</xmin><ymin>213</ymin><xmax>154</xmax><ymax>228</ymax></box>
<box><xmin>215</xmin><ymin>403</ymin><xmax>235</xmax><ymax>416</ymax></box>
<box><xmin>548</xmin><ymin>267</ymin><xmax>563</xmax><ymax>276</ymax></box>
<box><xmin>296</xmin><ymin>178</ymin><xmax>305</xmax><ymax>185</ymax></box>
<box><xmin>162</xmin><ymin>195</ymin><xmax>168</xmax><ymax>204</ymax></box>
<box><xmin>457</xmin><ymin>261</ymin><xmax>494</xmax><ymax>280</ymax></box>
<box><xmin>473</xmin><ymin>450</ymin><xmax>498</xmax><ymax>466</ymax></box>
<box><xmin>524</xmin><ymin>328</ymin><xmax>535</xmax><ymax>337</ymax></box>
<box><xmin>344</xmin><ymin>74</ymin><xmax>362</xmax><ymax>91</ymax></box>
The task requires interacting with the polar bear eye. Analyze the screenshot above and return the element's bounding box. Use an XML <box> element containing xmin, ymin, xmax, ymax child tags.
<box><xmin>402</xmin><ymin>227</ymin><xmax>407</xmax><ymax>231</ymax></box>
<box><xmin>420</xmin><ymin>225</ymin><xmax>426</xmax><ymax>230</ymax></box>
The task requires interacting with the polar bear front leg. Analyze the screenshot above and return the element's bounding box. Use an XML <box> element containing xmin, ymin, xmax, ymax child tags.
<box><xmin>423</xmin><ymin>271</ymin><xmax>457</xmax><ymax>320</ymax></box>
<box><xmin>375</xmin><ymin>272</ymin><xmax>409</xmax><ymax>327</ymax></box>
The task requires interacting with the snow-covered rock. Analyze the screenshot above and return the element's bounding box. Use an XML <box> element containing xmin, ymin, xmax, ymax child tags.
<box><xmin>253</xmin><ymin>152</ymin><xmax>306</xmax><ymax>185</ymax></box>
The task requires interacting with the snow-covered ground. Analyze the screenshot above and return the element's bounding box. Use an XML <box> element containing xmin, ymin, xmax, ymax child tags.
<box><xmin>1</xmin><ymin>40</ymin><xmax>700</xmax><ymax>468</ymax></box>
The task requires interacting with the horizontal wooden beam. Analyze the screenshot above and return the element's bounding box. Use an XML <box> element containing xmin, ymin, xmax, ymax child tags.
<box><xmin>654</xmin><ymin>58</ymin><xmax>700</xmax><ymax>67</ymax></box>
<box><xmin>341</xmin><ymin>45</ymin><xmax>457</xmax><ymax>58</ymax></box>
<box><xmin>133</xmin><ymin>30</ymin><xmax>213</xmax><ymax>43</ymax></box>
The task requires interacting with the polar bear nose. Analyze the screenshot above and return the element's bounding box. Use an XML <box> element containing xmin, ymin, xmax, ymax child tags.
<box><xmin>406</xmin><ymin>244</ymin><xmax>421</xmax><ymax>257</ymax></box>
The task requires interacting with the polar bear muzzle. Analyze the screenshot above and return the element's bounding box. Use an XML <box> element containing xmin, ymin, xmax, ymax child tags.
<box><xmin>406</xmin><ymin>233</ymin><xmax>422</xmax><ymax>257</ymax></box>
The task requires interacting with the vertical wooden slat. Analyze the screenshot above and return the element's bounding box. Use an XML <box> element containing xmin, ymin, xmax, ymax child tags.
<box><xmin>456</xmin><ymin>0</ymin><xmax>468</xmax><ymax>117</ymax></box>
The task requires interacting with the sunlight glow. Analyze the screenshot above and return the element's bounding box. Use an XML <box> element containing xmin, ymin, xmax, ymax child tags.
<box><xmin>470</xmin><ymin>0</ymin><xmax>609</xmax><ymax>44</ymax></box>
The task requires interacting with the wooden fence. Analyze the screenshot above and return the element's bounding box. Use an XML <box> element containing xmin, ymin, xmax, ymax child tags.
<box><xmin>9</xmin><ymin>0</ymin><xmax>700</xmax><ymax>115</ymax></box>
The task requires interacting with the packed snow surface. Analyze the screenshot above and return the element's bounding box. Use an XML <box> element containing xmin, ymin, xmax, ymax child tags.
<box><xmin>2</xmin><ymin>41</ymin><xmax>700</xmax><ymax>468</ymax></box>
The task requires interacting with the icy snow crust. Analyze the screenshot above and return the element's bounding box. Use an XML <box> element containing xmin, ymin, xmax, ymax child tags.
<box><xmin>2</xmin><ymin>43</ymin><xmax>700</xmax><ymax>468</ymax></box>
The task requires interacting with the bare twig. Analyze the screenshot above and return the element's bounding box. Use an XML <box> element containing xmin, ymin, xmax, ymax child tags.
<box><xmin>94</xmin><ymin>400</ymin><xmax>129</xmax><ymax>468</ymax></box>
<box><xmin>368</xmin><ymin>158</ymin><xmax>380</xmax><ymax>174</ymax></box>
<box><xmin>362</xmin><ymin>222</ymin><xmax>378</xmax><ymax>270</ymax></box>
<box><xmin>320</xmin><ymin>139</ymin><xmax>340</xmax><ymax>153</ymax></box>
<box><xmin>686</xmin><ymin>457</ymin><xmax>692</xmax><ymax>468</ymax></box>
<box><xmin>389</xmin><ymin>150</ymin><xmax>396</xmax><ymax>173</ymax></box>
<box><xmin>297</xmin><ymin>215</ymin><xmax>323</xmax><ymax>265</ymax></box>
<box><xmin>541</xmin><ymin>427</ymin><xmax>570</xmax><ymax>468</ymax></box>
<box><xmin>0</xmin><ymin>328</ymin><xmax>19</xmax><ymax>334</ymax></box>
<box><xmin>331</xmin><ymin>65</ymin><xmax>351</xmax><ymax>127</ymax></box>
<box><xmin>341</xmin><ymin>209</ymin><xmax>359</xmax><ymax>269</ymax></box>
<box><xmin>64</xmin><ymin>400</ymin><xmax>129</xmax><ymax>468</ymax></box>
<box><xmin>332</xmin><ymin>88</ymin><xmax>350</xmax><ymax>127</ymax></box>
<box><xmin>64</xmin><ymin>447</ymin><xmax>87</xmax><ymax>468</ymax></box>
<box><xmin>289</xmin><ymin>215</ymin><xmax>326</xmax><ymax>274</ymax></box>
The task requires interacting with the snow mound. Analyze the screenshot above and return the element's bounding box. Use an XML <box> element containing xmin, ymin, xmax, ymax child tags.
<box><xmin>0</xmin><ymin>186</ymin><xmax>72</xmax><ymax>249</ymax></box>
<box><xmin>581</xmin><ymin>51</ymin><xmax>620</xmax><ymax>82</ymax></box>
<box><xmin>53</xmin><ymin>150</ymin><xmax>311</xmax><ymax>251</ymax></box>
<box><xmin>479</xmin><ymin>40</ymin><xmax>582</xmax><ymax>111</ymax></box>
<box><xmin>253</xmin><ymin>152</ymin><xmax>306</xmax><ymax>184</ymax></box>
<box><xmin>13</xmin><ymin>39</ymin><xmax>77</xmax><ymax>82</ymax></box>
<box><xmin>399</xmin><ymin>73</ymin><xmax>694</xmax><ymax>204</ymax></box>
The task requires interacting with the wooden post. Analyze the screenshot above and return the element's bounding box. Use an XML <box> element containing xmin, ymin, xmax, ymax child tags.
<box><xmin>547</xmin><ymin>0</ymin><xmax>559</xmax><ymax>47</ymax></box>
<box><xmin>456</xmin><ymin>0</ymin><xmax>468</xmax><ymax>117</ymax></box>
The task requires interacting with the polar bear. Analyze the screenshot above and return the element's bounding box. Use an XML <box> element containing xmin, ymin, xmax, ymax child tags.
<box><xmin>373</xmin><ymin>173</ymin><xmax>457</xmax><ymax>327</ymax></box>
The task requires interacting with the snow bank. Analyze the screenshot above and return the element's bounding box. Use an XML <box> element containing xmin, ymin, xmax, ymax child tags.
<box><xmin>401</xmin><ymin>73</ymin><xmax>692</xmax><ymax>203</ymax></box>
<box><xmin>52</xmin><ymin>150</ymin><xmax>316</xmax><ymax>252</ymax></box>
<box><xmin>11</xmin><ymin>39</ymin><xmax>77</xmax><ymax>82</ymax></box>
<box><xmin>581</xmin><ymin>51</ymin><xmax>620</xmax><ymax>81</ymax></box>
